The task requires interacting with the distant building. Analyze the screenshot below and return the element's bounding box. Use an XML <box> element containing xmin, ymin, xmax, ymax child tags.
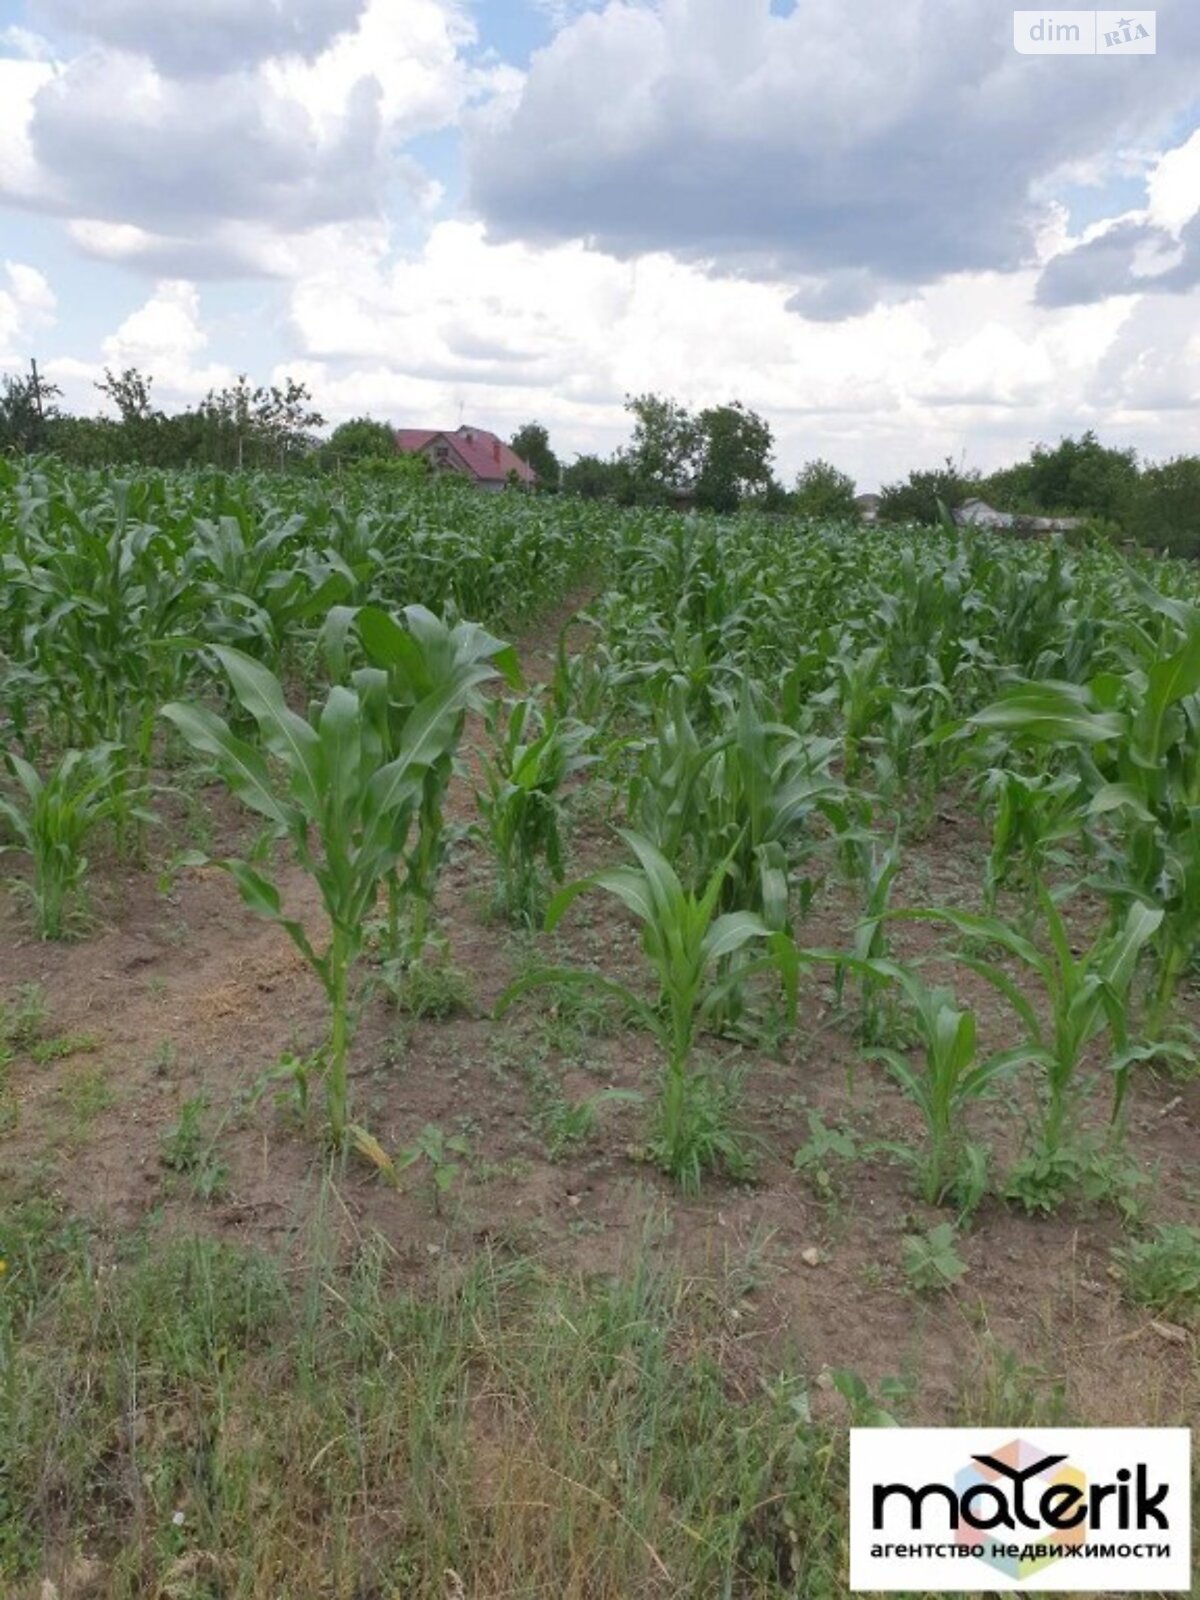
<box><xmin>854</xmin><ymin>493</ymin><xmax>882</xmax><ymax>524</ymax></box>
<box><xmin>954</xmin><ymin>497</ymin><xmax>1015</xmax><ymax>529</ymax></box>
<box><xmin>395</xmin><ymin>425</ymin><xmax>537</xmax><ymax>490</ymax></box>
<box><xmin>953</xmin><ymin>497</ymin><xmax>1083</xmax><ymax>536</ymax></box>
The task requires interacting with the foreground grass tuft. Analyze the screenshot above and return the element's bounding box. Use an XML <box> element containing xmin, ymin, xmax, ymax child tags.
<box><xmin>1</xmin><ymin>1198</ymin><xmax>849</xmax><ymax>1599</ymax></box>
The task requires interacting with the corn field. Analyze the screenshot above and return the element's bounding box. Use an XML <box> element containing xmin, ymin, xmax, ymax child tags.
<box><xmin>2</xmin><ymin>458</ymin><xmax>1199</xmax><ymax>1596</ymax></box>
<box><xmin>2</xmin><ymin>458</ymin><xmax>1199</xmax><ymax>1183</ymax></box>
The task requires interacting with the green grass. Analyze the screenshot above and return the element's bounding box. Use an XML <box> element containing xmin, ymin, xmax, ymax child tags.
<box><xmin>0</xmin><ymin>1197</ymin><xmax>857</xmax><ymax>1599</ymax></box>
<box><xmin>1114</xmin><ymin>1224</ymin><xmax>1200</xmax><ymax>1325</ymax></box>
<box><xmin>9</xmin><ymin>1188</ymin><xmax>1188</xmax><ymax>1599</ymax></box>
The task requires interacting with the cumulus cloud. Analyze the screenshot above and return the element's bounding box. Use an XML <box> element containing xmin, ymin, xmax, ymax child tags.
<box><xmin>0</xmin><ymin>260</ymin><xmax>56</xmax><ymax>360</ymax></box>
<box><xmin>29</xmin><ymin>52</ymin><xmax>383</xmax><ymax>234</ymax></box>
<box><xmin>273</xmin><ymin>217</ymin><xmax>1200</xmax><ymax>487</ymax></box>
<box><xmin>2</xmin><ymin>0</ymin><xmax>494</xmax><ymax>274</ymax></box>
<box><xmin>98</xmin><ymin>279</ymin><xmax>233</xmax><ymax>398</ymax></box>
<box><xmin>1036</xmin><ymin>218</ymin><xmax>1197</xmax><ymax>306</ymax></box>
<box><xmin>468</xmin><ymin>0</ymin><xmax>1200</xmax><ymax>316</ymax></box>
<box><xmin>32</xmin><ymin>0</ymin><xmax>365</xmax><ymax>78</ymax></box>
<box><xmin>0</xmin><ymin>56</ymin><xmax>54</xmax><ymax>200</ymax></box>
<box><xmin>1035</xmin><ymin>129</ymin><xmax>1200</xmax><ymax>306</ymax></box>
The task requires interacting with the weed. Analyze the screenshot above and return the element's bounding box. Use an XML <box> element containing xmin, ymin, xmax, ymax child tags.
<box><xmin>902</xmin><ymin>1223</ymin><xmax>968</xmax><ymax>1295</ymax></box>
<box><xmin>380</xmin><ymin>956</ymin><xmax>472</xmax><ymax>1020</ymax></box>
<box><xmin>792</xmin><ymin>1110</ymin><xmax>859</xmax><ymax>1202</ymax></box>
<box><xmin>160</xmin><ymin>1094</ymin><xmax>230</xmax><ymax>1202</ymax></box>
<box><xmin>1005</xmin><ymin>1134</ymin><xmax>1149</xmax><ymax>1223</ymax></box>
<box><xmin>526</xmin><ymin>1063</ymin><xmax>641</xmax><ymax>1160</ymax></box>
<box><xmin>60</xmin><ymin>1066</ymin><xmax>114</xmax><ymax>1135</ymax></box>
<box><xmin>647</xmin><ymin>1057</ymin><xmax>755</xmax><ymax>1195</ymax></box>
<box><xmin>352</xmin><ymin>1122</ymin><xmax>472</xmax><ymax>1215</ymax></box>
<box><xmin>829</xmin><ymin>1367</ymin><xmax>913</xmax><ymax>1426</ymax></box>
<box><xmin>148</xmin><ymin>1039</ymin><xmax>177</xmax><ymax>1079</ymax></box>
<box><xmin>0</xmin><ymin>985</ymin><xmax>47</xmax><ymax>1056</ymax></box>
<box><xmin>956</xmin><ymin>1341</ymin><xmax>1070</xmax><ymax>1428</ymax></box>
<box><xmin>30</xmin><ymin>1032</ymin><xmax>99</xmax><ymax>1065</ymax></box>
<box><xmin>1113</xmin><ymin>1225</ymin><xmax>1200</xmax><ymax>1324</ymax></box>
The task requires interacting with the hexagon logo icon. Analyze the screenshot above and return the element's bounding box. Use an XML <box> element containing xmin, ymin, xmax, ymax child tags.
<box><xmin>954</xmin><ymin>1439</ymin><xmax>1088</xmax><ymax>1580</ymax></box>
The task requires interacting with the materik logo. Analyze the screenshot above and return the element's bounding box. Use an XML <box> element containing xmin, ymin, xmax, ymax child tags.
<box><xmin>850</xmin><ymin>1428</ymin><xmax>1191</xmax><ymax>1591</ymax></box>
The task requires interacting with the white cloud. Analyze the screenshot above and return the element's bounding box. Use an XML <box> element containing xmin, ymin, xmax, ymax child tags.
<box><xmin>0</xmin><ymin>57</ymin><xmax>54</xmax><ymax>200</ymax></box>
<box><xmin>0</xmin><ymin>25</ymin><xmax>55</xmax><ymax>60</ymax></box>
<box><xmin>32</xmin><ymin>0</ymin><xmax>366</xmax><ymax>78</ymax></box>
<box><xmin>265</xmin><ymin>0</ymin><xmax>500</xmax><ymax>140</ymax></box>
<box><xmin>1146</xmin><ymin>128</ymin><xmax>1200</xmax><ymax>233</ymax></box>
<box><xmin>1034</xmin><ymin>125</ymin><xmax>1200</xmax><ymax>306</ymax></box>
<box><xmin>0</xmin><ymin>259</ymin><xmax>56</xmax><ymax>361</ymax></box>
<box><xmin>278</xmin><ymin>218</ymin><xmax>1200</xmax><ymax>488</ymax></box>
<box><xmin>469</xmin><ymin>0</ymin><xmax>1200</xmax><ymax>316</ymax></box>
<box><xmin>98</xmin><ymin>279</ymin><xmax>232</xmax><ymax>400</ymax></box>
<box><xmin>3</xmin><ymin>0</ymin><xmax>492</xmax><ymax>274</ymax></box>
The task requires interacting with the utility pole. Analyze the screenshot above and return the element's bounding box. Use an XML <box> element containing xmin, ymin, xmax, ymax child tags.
<box><xmin>29</xmin><ymin>358</ymin><xmax>45</xmax><ymax>424</ymax></box>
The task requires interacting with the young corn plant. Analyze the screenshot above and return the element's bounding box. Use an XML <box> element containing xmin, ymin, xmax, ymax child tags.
<box><xmin>699</xmin><ymin>682</ymin><xmax>841</xmax><ymax>930</ymax></box>
<box><xmin>499</xmin><ymin>830</ymin><xmax>799</xmax><ymax>1192</ymax></box>
<box><xmin>867</xmin><ymin>963</ymin><xmax>1035</xmax><ymax>1211</ymax></box>
<box><xmin>970</xmin><ymin>583</ymin><xmax>1200</xmax><ymax>1032</ymax></box>
<box><xmin>834</xmin><ymin>833</ymin><xmax>903</xmax><ymax>1044</ymax></box>
<box><xmin>630</xmin><ymin>681</ymin><xmax>839</xmax><ymax>932</ymax></box>
<box><xmin>322</xmin><ymin>603</ymin><xmax>520</xmax><ymax>961</ymax></box>
<box><xmin>474</xmin><ymin>696</ymin><xmax>595</xmax><ymax>926</ymax></box>
<box><xmin>0</xmin><ymin>742</ymin><xmax>150</xmax><ymax>938</ymax></box>
<box><xmin>626</xmin><ymin>680</ymin><xmax>725</xmax><ymax>867</ymax></box>
<box><xmin>897</xmin><ymin>888</ymin><xmax>1164</xmax><ymax>1206</ymax></box>
<box><xmin>978</xmin><ymin>768</ymin><xmax>1085</xmax><ymax>914</ymax></box>
<box><xmin>163</xmin><ymin>631</ymin><xmax>502</xmax><ymax>1145</ymax></box>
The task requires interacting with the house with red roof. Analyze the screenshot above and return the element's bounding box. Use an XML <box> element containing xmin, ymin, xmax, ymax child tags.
<box><xmin>394</xmin><ymin>425</ymin><xmax>538</xmax><ymax>490</ymax></box>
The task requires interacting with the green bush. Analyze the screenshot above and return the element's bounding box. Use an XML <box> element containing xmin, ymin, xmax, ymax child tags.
<box><xmin>793</xmin><ymin>458</ymin><xmax>858</xmax><ymax>520</ymax></box>
<box><xmin>322</xmin><ymin>416</ymin><xmax>399</xmax><ymax>465</ymax></box>
<box><xmin>878</xmin><ymin>457</ymin><xmax>980</xmax><ymax>525</ymax></box>
<box><xmin>1126</xmin><ymin>457</ymin><xmax>1200</xmax><ymax>556</ymax></box>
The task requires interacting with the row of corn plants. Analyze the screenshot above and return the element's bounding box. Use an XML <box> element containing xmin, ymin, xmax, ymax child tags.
<box><xmin>4</xmin><ymin>460</ymin><xmax>1200</xmax><ymax>1183</ymax></box>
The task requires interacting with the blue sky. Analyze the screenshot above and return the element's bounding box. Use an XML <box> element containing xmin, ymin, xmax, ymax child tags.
<box><xmin>1</xmin><ymin>0</ymin><xmax>1198</xmax><ymax>488</ymax></box>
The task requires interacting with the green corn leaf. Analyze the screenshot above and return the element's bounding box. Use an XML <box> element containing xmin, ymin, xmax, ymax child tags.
<box><xmin>161</xmin><ymin>702</ymin><xmax>292</xmax><ymax>829</ymax></box>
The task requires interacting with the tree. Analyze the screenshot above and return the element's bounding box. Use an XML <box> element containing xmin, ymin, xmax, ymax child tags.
<box><xmin>878</xmin><ymin>458</ymin><xmax>980</xmax><ymax>525</ymax></box>
<box><xmin>793</xmin><ymin>458</ymin><xmax>858</xmax><ymax>520</ymax></box>
<box><xmin>561</xmin><ymin>454</ymin><xmax>632</xmax><ymax>501</ymax></box>
<box><xmin>1126</xmin><ymin>456</ymin><xmax>1200</xmax><ymax>556</ymax></box>
<box><xmin>510</xmin><ymin>422</ymin><xmax>560</xmax><ymax>488</ymax></box>
<box><xmin>324</xmin><ymin>417</ymin><xmax>397</xmax><ymax>465</ymax></box>
<box><xmin>1023</xmin><ymin>431</ymin><xmax>1138</xmax><ymax>522</ymax></box>
<box><xmin>96</xmin><ymin>367</ymin><xmax>156</xmax><ymax>425</ymax></box>
<box><xmin>250</xmin><ymin>377</ymin><xmax>325</xmax><ymax>467</ymax></box>
<box><xmin>0</xmin><ymin>365</ymin><xmax>61</xmax><ymax>454</ymax></box>
<box><xmin>196</xmin><ymin>375</ymin><xmax>324</xmax><ymax>469</ymax></box>
<box><xmin>693</xmin><ymin>402</ymin><xmax>774</xmax><ymax>513</ymax></box>
<box><xmin>621</xmin><ymin>393</ymin><xmax>700</xmax><ymax>502</ymax></box>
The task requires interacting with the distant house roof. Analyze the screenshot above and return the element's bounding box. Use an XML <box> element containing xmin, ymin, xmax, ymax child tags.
<box><xmin>954</xmin><ymin>498</ymin><xmax>1015</xmax><ymax>528</ymax></box>
<box><xmin>395</xmin><ymin>425</ymin><xmax>537</xmax><ymax>485</ymax></box>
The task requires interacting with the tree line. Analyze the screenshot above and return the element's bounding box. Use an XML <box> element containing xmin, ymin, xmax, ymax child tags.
<box><xmin>3</xmin><ymin>362</ymin><xmax>1198</xmax><ymax>553</ymax></box>
<box><xmin>874</xmin><ymin>433</ymin><xmax>1200</xmax><ymax>555</ymax></box>
<box><xmin>0</xmin><ymin>365</ymin><xmax>326</xmax><ymax>472</ymax></box>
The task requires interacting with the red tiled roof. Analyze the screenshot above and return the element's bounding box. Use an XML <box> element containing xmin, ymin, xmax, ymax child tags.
<box><xmin>395</xmin><ymin>429</ymin><xmax>440</xmax><ymax>453</ymax></box>
<box><xmin>394</xmin><ymin>425</ymin><xmax>537</xmax><ymax>485</ymax></box>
